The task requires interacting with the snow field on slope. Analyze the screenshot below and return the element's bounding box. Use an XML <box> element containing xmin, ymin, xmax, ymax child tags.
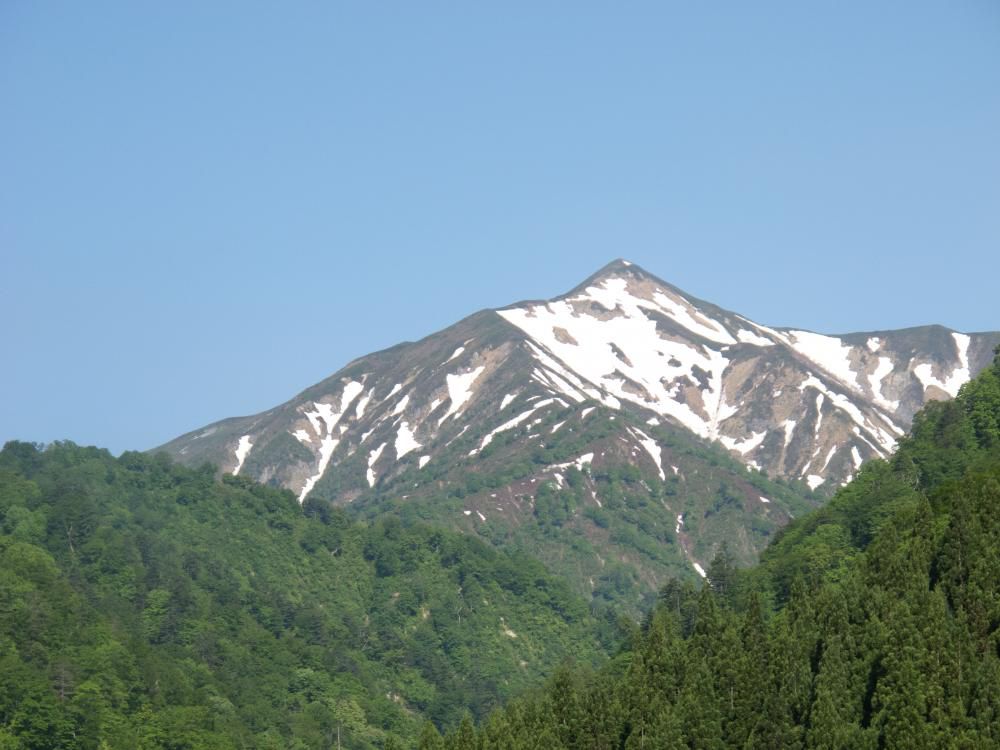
<box><xmin>499</xmin><ymin>279</ymin><xmax>739</xmax><ymax>441</ymax></box>
<box><xmin>395</xmin><ymin>422</ymin><xmax>421</xmax><ymax>458</ymax></box>
<box><xmin>367</xmin><ymin>442</ymin><xmax>387</xmax><ymax>487</ymax></box>
<box><xmin>233</xmin><ymin>435</ymin><xmax>253</xmax><ymax>475</ymax></box>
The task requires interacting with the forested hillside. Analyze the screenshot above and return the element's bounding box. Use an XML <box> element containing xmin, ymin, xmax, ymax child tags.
<box><xmin>0</xmin><ymin>444</ymin><xmax>615</xmax><ymax>749</ymax></box>
<box><xmin>430</xmin><ymin>351</ymin><xmax>1000</xmax><ymax>749</ymax></box>
<box><xmin>4</xmin><ymin>351</ymin><xmax>999</xmax><ymax>749</ymax></box>
<box><xmin>3</xmin><ymin>357</ymin><xmax>998</xmax><ymax>749</ymax></box>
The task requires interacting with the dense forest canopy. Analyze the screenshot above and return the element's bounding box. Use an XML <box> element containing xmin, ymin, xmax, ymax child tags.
<box><xmin>0</xmin><ymin>444</ymin><xmax>615</xmax><ymax>748</ymax></box>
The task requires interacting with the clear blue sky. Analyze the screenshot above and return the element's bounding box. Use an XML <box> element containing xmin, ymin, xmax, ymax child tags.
<box><xmin>3</xmin><ymin>2</ymin><xmax>999</xmax><ymax>454</ymax></box>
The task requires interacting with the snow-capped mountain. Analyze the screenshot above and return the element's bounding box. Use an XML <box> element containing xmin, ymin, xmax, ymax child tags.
<box><xmin>161</xmin><ymin>259</ymin><xmax>997</xmax><ymax>498</ymax></box>
<box><xmin>157</xmin><ymin>260</ymin><xmax>998</xmax><ymax>595</ymax></box>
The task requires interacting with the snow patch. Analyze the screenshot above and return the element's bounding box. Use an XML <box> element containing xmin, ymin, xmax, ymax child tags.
<box><xmin>299</xmin><ymin>440</ymin><xmax>339</xmax><ymax>502</ymax></box>
<box><xmin>444</xmin><ymin>424</ymin><xmax>470</xmax><ymax>448</ymax></box>
<box><xmin>340</xmin><ymin>380</ymin><xmax>365</xmax><ymax>412</ymax></box>
<box><xmin>759</xmin><ymin>496</ymin><xmax>771</xmax><ymax>504</ymax></box>
<box><xmin>298</xmin><ymin>381</ymin><xmax>364</xmax><ymax>502</ymax></box>
<box><xmin>851</xmin><ymin>446</ymin><xmax>863</xmax><ymax>469</ymax></box>
<box><xmin>419</xmin><ymin>455</ymin><xmax>430</xmax><ymax>469</ymax></box>
<box><xmin>782</xmin><ymin>330</ymin><xmax>862</xmax><ymax>394</ymax></box>
<box><xmin>799</xmin><ymin>374</ymin><xmax>898</xmax><ymax>453</ymax></box>
<box><xmin>440</xmin><ymin>366</ymin><xmax>486</xmax><ymax>423</ymax></box>
<box><xmin>736</xmin><ymin>328</ymin><xmax>775</xmax><ymax>347</ymax></box>
<box><xmin>446</xmin><ymin>346</ymin><xmax>465</xmax><ymax>363</ymax></box>
<box><xmin>354</xmin><ymin>391</ymin><xmax>373</xmax><ymax>420</ymax></box>
<box><xmin>719</xmin><ymin>430</ymin><xmax>767</xmax><ymax>455</ymax></box>
<box><xmin>813</xmin><ymin>394</ymin><xmax>826</xmax><ymax>438</ymax></box>
<box><xmin>391</xmin><ymin>394</ymin><xmax>410</xmax><ymax>416</ymax></box>
<box><xmin>646</xmin><ymin>288</ymin><xmax>736</xmax><ymax>345</ymax></box>
<box><xmin>913</xmin><ymin>332</ymin><xmax>972</xmax><ymax>398</ymax></box>
<box><xmin>469</xmin><ymin>398</ymin><xmax>556</xmax><ymax>456</ymax></box>
<box><xmin>782</xmin><ymin>420</ymin><xmax>797</xmax><ymax>448</ymax></box>
<box><xmin>820</xmin><ymin>445</ymin><xmax>838</xmax><ymax>472</ymax></box>
<box><xmin>543</xmin><ymin>369</ymin><xmax>589</xmax><ymax>403</ymax></box>
<box><xmin>629</xmin><ymin>427</ymin><xmax>665</xmax><ymax>480</ymax></box>
<box><xmin>853</xmin><ymin>426</ymin><xmax>885</xmax><ymax>457</ymax></box>
<box><xmin>395</xmin><ymin>422</ymin><xmax>421</xmax><ymax>458</ymax></box>
<box><xmin>806</xmin><ymin>475</ymin><xmax>825</xmax><ymax>490</ymax></box>
<box><xmin>367</xmin><ymin>442</ymin><xmax>387</xmax><ymax>487</ymax></box>
<box><xmin>693</xmin><ymin>563</ymin><xmax>706</xmax><ymax>578</ymax></box>
<box><xmin>500</xmin><ymin>393</ymin><xmax>517</xmax><ymax>410</ymax></box>
<box><xmin>293</xmin><ymin>429</ymin><xmax>311</xmax><ymax>445</ymax></box>
<box><xmin>869</xmin><ymin>356</ymin><xmax>899</xmax><ymax>410</ymax></box>
<box><xmin>524</xmin><ymin>342</ymin><xmax>594</xmax><ymax>403</ymax></box>
<box><xmin>478</xmin><ymin>408</ymin><xmax>538</xmax><ymax>450</ymax></box>
<box><xmin>552</xmin><ymin>452</ymin><xmax>595</xmax><ymax>472</ymax></box>
<box><xmin>233</xmin><ymin>435</ymin><xmax>253</xmax><ymax>475</ymax></box>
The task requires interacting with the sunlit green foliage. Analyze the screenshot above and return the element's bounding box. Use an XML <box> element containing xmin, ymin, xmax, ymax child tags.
<box><xmin>0</xmin><ymin>443</ymin><xmax>610</xmax><ymax>748</ymax></box>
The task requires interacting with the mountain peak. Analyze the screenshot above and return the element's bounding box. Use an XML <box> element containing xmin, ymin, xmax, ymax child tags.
<box><xmin>565</xmin><ymin>258</ymin><xmax>664</xmax><ymax>298</ymax></box>
<box><xmin>600</xmin><ymin>257</ymin><xmax>639</xmax><ymax>273</ymax></box>
<box><xmin>160</xmin><ymin>256</ymin><xmax>999</xmax><ymax>500</ymax></box>
<box><xmin>589</xmin><ymin>258</ymin><xmax>645</xmax><ymax>280</ymax></box>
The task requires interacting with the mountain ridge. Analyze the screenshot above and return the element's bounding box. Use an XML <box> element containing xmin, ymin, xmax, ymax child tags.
<box><xmin>156</xmin><ymin>260</ymin><xmax>999</xmax><ymax>593</ymax></box>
